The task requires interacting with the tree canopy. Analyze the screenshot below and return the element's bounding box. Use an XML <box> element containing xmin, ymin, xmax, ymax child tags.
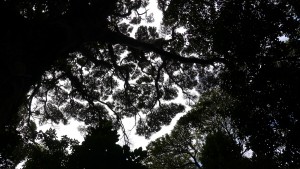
<box><xmin>146</xmin><ymin>89</ymin><xmax>250</xmax><ymax>169</ymax></box>
<box><xmin>0</xmin><ymin>0</ymin><xmax>300</xmax><ymax>168</ymax></box>
<box><xmin>22</xmin><ymin>121</ymin><xmax>147</xmax><ymax>169</ymax></box>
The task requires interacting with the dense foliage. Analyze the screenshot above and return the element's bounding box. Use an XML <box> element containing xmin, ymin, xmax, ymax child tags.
<box><xmin>22</xmin><ymin>121</ymin><xmax>147</xmax><ymax>169</ymax></box>
<box><xmin>146</xmin><ymin>0</ymin><xmax>300</xmax><ymax>168</ymax></box>
<box><xmin>146</xmin><ymin>90</ymin><xmax>249</xmax><ymax>169</ymax></box>
<box><xmin>0</xmin><ymin>0</ymin><xmax>299</xmax><ymax>168</ymax></box>
<box><xmin>146</xmin><ymin>89</ymin><xmax>274</xmax><ymax>169</ymax></box>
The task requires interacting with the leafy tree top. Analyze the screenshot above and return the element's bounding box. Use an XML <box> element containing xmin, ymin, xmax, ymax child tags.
<box><xmin>22</xmin><ymin>121</ymin><xmax>147</xmax><ymax>169</ymax></box>
<box><xmin>0</xmin><ymin>0</ymin><xmax>300</xmax><ymax>167</ymax></box>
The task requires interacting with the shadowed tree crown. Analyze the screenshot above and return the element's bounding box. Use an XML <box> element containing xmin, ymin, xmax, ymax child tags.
<box><xmin>0</xmin><ymin>0</ymin><xmax>299</xmax><ymax>168</ymax></box>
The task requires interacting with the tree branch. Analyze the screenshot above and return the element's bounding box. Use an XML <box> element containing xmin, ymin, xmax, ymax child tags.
<box><xmin>106</xmin><ymin>31</ymin><xmax>227</xmax><ymax>66</ymax></box>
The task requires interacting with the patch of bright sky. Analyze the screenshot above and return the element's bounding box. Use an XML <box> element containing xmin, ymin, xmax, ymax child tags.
<box><xmin>278</xmin><ymin>35</ymin><xmax>289</xmax><ymax>42</ymax></box>
<box><xmin>143</xmin><ymin>0</ymin><xmax>163</xmax><ymax>28</ymax></box>
<box><xmin>37</xmin><ymin>119</ymin><xmax>85</xmax><ymax>143</ymax></box>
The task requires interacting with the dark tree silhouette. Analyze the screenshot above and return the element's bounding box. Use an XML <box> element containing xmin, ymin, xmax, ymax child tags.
<box><xmin>0</xmin><ymin>0</ymin><xmax>188</xmax><ymax>165</ymax></box>
<box><xmin>146</xmin><ymin>89</ymin><xmax>251</xmax><ymax>169</ymax></box>
<box><xmin>22</xmin><ymin>121</ymin><xmax>147</xmax><ymax>169</ymax></box>
<box><xmin>0</xmin><ymin>0</ymin><xmax>300</xmax><ymax>168</ymax></box>
<box><xmin>200</xmin><ymin>131</ymin><xmax>251</xmax><ymax>169</ymax></box>
<box><xmin>23</xmin><ymin>129</ymin><xmax>78</xmax><ymax>169</ymax></box>
<box><xmin>155</xmin><ymin>0</ymin><xmax>300</xmax><ymax>168</ymax></box>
